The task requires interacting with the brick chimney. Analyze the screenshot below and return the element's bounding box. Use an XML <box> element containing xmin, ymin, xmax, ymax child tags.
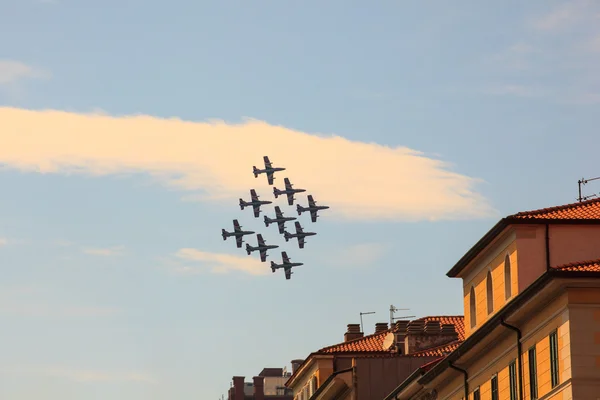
<box><xmin>253</xmin><ymin>376</ymin><xmax>265</xmax><ymax>400</ymax></box>
<box><xmin>344</xmin><ymin>324</ymin><xmax>364</xmax><ymax>342</ymax></box>
<box><xmin>391</xmin><ymin>320</ymin><xmax>409</xmax><ymax>354</ymax></box>
<box><xmin>404</xmin><ymin>320</ymin><xmax>459</xmax><ymax>354</ymax></box>
<box><xmin>232</xmin><ymin>376</ymin><xmax>245</xmax><ymax>400</ymax></box>
<box><xmin>291</xmin><ymin>359</ymin><xmax>304</xmax><ymax>374</ymax></box>
<box><xmin>375</xmin><ymin>322</ymin><xmax>389</xmax><ymax>333</ymax></box>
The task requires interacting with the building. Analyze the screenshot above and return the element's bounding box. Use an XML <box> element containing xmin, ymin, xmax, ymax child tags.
<box><xmin>285</xmin><ymin>317</ymin><xmax>465</xmax><ymax>400</ymax></box>
<box><xmin>228</xmin><ymin>367</ymin><xmax>294</xmax><ymax>400</ymax></box>
<box><xmin>386</xmin><ymin>197</ymin><xmax>600</xmax><ymax>400</ymax></box>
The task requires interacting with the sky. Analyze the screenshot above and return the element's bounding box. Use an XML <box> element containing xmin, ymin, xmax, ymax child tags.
<box><xmin>1</xmin><ymin>0</ymin><xmax>600</xmax><ymax>398</ymax></box>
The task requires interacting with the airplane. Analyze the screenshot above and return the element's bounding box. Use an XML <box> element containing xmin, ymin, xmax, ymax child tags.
<box><xmin>253</xmin><ymin>156</ymin><xmax>286</xmax><ymax>185</ymax></box>
<box><xmin>283</xmin><ymin>221</ymin><xmax>316</xmax><ymax>249</ymax></box>
<box><xmin>246</xmin><ymin>233</ymin><xmax>279</xmax><ymax>262</ymax></box>
<box><xmin>273</xmin><ymin>177</ymin><xmax>306</xmax><ymax>206</ymax></box>
<box><xmin>264</xmin><ymin>206</ymin><xmax>297</xmax><ymax>234</ymax></box>
<box><xmin>240</xmin><ymin>189</ymin><xmax>273</xmax><ymax>218</ymax></box>
<box><xmin>297</xmin><ymin>194</ymin><xmax>330</xmax><ymax>222</ymax></box>
<box><xmin>221</xmin><ymin>219</ymin><xmax>255</xmax><ymax>248</ymax></box>
<box><xmin>270</xmin><ymin>251</ymin><xmax>303</xmax><ymax>280</ymax></box>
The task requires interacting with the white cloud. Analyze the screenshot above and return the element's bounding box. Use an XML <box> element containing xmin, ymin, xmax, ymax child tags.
<box><xmin>174</xmin><ymin>249</ymin><xmax>270</xmax><ymax>276</ymax></box>
<box><xmin>0</xmin><ymin>107</ymin><xmax>496</xmax><ymax>222</ymax></box>
<box><xmin>0</xmin><ymin>365</ymin><xmax>154</xmax><ymax>383</ymax></box>
<box><xmin>82</xmin><ymin>245</ymin><xmax>125</xmax><ymax>256</ymax></box>
<box><xmin>0</xmin><ymin>237</ymin><xmax>7</xmax><ymax>246</ymax></box>
<box><xmin>0</xmin><ymin>60</ymin><xmax>49</xmax><ymax>85</ymax></box>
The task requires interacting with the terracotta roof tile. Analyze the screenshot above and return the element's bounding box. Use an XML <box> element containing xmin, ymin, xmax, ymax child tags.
<box><xmin>419</xmin><ymin>357</ymin><xmax>445</xmax><ymax>372</ymax></box>
<box><xmin>507</xmin><ymin>198</ymin><xmax>600</xmax><ymax>220</ymax></box>
<box><xmin>410</xmin><ymin>340</ymin><xmax>462</xmax><ymax>357</ymax></box>
<box><xmin>553</xmin><ymin>259</ymin><xmax>600</xmax><ymax>272</ymax></box>
<box><xmin>318</xmin><ymin>316</ymin><xmax>465</xmax><ymax>354</ymax></box>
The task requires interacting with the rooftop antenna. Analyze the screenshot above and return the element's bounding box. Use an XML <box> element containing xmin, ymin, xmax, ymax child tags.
<box><xmin>359</xmin><ymin>311</ymin><xmax>376</xmax><ymax>333</ymax></box>
<box><xmin>578</xmin><ymin>176</ymin><xmax>600</xmax><ymax>202</ymax></box>
<box><xmin>390</xmin><ymin>305</ymin><xmax>416</xmax><ymax>327</ymax></box>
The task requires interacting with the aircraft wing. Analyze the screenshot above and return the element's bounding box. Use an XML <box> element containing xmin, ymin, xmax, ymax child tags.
<box><xmin>257</xmin><ymin>234</ymin><xmax>265</xmax><ymax>247</ymax></box>
<box><xmin>235</xmin><ymin>235</ymin><xmax>243</xmax><ymax>248</ymax></box>
<box><xmin>267</xmin><ymin>171</ymin><xmax>274</xmax><ymax>185</ymax></box>
<box><xmin>259</xmin><ymin>249</ymin><xmax>267</xmax><ymax>262</ymax></box>
<box><xmin>277</xmin><ymin>221</ymin><xmax>285</xmax><ymax>234</ymax></box>
<box><xmin>286</xmin><ymin>192</ymin><xmax>294</xmax><ymax>206</ymax></box>
<box><xmin>282</xmin><ymin>251</ymin><xmax>290</xmax><ymax>264</ymax></box>
<box><xmin>250</xmin><ymin>189</ymin><xmax>258</xmax><ymax>201</ymax></box>
<box><xmin>253</xmin><ymin>203</ymin><xmax>260</xmax><ymax>217</ymax></box>
<box><xmin>284</xmin><ymin>178</ymin><xmax>292</xmax><ymax>190</ymax></box>
<box><xmin>308</xmin><ymin>195</ymin><xmax>315</xmax><ymax>207</ymax></box>
<box><xmin>298</xmin><ymin>236</ymin><xmax>305</xmax><ymax>249</ymax></box>
<box><xmin>310</xmin><ymin>210</ymin><xmax>318</xmax><ymax>223</ymax></box>
<box><xmin>295</xmin><ymin>221</ymin><xmax>303</xmax><ymax>233</ymax></box>
<box><xmin>274</xmin><ymin>206</ymin><xmax>283</xmax><ymax>218</ymax></box>
<box><xmin>233</xmin><ymin>219</ymin><xmax>241</xmax><ymax>232</ymax></box>
<box><xmin>284</xmin><ymin>266</ymin><xmax>292</xmax><ymax>280</ymax></box>
<box><xmin>263</xmin><ymin>156</ymin><xmax>272</xmax><ymax>168</ymax></box>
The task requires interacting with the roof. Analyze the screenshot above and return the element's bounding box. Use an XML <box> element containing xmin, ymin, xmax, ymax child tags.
<box><xmin>382</xmin><ymin>357</ymin><xmax>445</xmax><ymax>400</ymax></box>
<box><xmin>410</xmin><ymin>340</ymin><xmax>462</xmax><ymax>357</ymax></box>
<box><xmin>447</xmin><ymin>198</ymin><xmax>600</xmax><ymax>278</ymax></box>
<box><xmin>553</xmin><ymin>259</ymin><xmax>600</xmax><ymax>272</ymax></box>
<box><xmin>259</xmin><ymin>368</ymin><xmax>283</xmax><ymax>377</ymax></box>
<box><xmin>318</xmin><ymin>316</ymin><xmax>465</xmax><ymax>354</ymax></box>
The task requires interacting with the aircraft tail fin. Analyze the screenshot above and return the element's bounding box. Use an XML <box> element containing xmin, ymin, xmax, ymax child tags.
<box><xmin>283</xmin><ymin>232</ymin><xmax>290</xmax><ymax>242</ymax></box>
<box><xmin>245</xmin><ymin>243</ymin><xmax>252</xmax><ymax>255</ymax></box>
<box><xmin>273</xmin><ymin>187</ymin><xmax>278</xmax><ymax>198</ymax></box>
<box><xmin>239</xmin><ymin>199</ymin><xmax>245</xmax><ymax>210</ymax></box>
<box><xmin>264</xmin><ymin>215</ymin><xmax>270</xmax><ymax>227</ymax></box>
<box><xmin>221</xmin><ymin>229</ymin><xmax>227</xmax><ymax>240</ymax></box>
<box><xmin>296</xmin><ymin>204</ymin><xmax>302</xmax><ymax>215</ymax></box>
<box><xmin>270</xmin><ymin>261</ymin><xmax>276</xmax><ymax>273</ymax></box>
<box><xmin>253</xmin><ymin>166</ymin><xmax>258</xmax><ymax>178</ymax></box>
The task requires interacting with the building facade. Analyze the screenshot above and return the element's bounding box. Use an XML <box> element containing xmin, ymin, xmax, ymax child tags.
<box><xmin>387</xmin><ymin>198</ymin><xmax>600</xmax><ymax>400</ymax></box>
<box><xmin>228</xmin><ymin>367</ymin><xmax>294</xmax><ymax>400</ymax></box>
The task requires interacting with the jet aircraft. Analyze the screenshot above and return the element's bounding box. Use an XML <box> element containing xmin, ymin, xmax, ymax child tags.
<box><xmin>297</xmin><ymin>194</ymin><xmax>330</xmax><ymax>222</ymax></box>
<box><xmin>264</xmin><ymin>206</ymin><xmax>297</xmax><ymax>234</ymax></box>
<box><xmin>273</xmin><ymin>177</ymin><xmax>306</xmax><ymax>206</ymax></box>
<box><xmin>283</xmin><ymin>221</ymin><xmax>316</xmax><ymax>249</ymax></box>
<box><xmin>245</xmin><ymin>234</ymin><xmax>279</xmax><ymax>262</ymax></box>
<box><xmin>240</xmin><ymin>189</ymin><xmax>272</xmax><ymax>218</ymax></box>
<box><xmin>253</xmin><ymin>156</ymin><xmax>286</xmax><ymax>185</ymax></box>
<box><xmin>221</xmin><ymin>219</ymin><xmax>255</xmax><ymax>248</ymax></box>
<box><xmin>270</xmin><ymin>251</ymin><xmax>303</xmax><ymax>280</ymax></box>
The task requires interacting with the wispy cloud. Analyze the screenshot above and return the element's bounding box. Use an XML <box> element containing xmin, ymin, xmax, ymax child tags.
<box><xmin>82</xmin><ymin>245</ymin><xmax>125</xmax><ymax>256</ymax></box>
<box><xmin>0</xmin><ymin>60</ymin><xmax>49</xmax><ymax>85</ymax></box>
<box><xmin>0</xmin><ymin>365</ymin><xmax>154</xmax><ymax>383</ymax></box>
<box><xmin>0</xmin><ymin>237</ymin><xmax>7</xmax><ymax>246</ymax></box>
<box><xmin>328</xmin><ymin>243</ymin><xmax>387</xmax><ymax>267</ymax></box>
<box><xmin>0</xmin><ymin>107</ymin><xmax>496</xmax><ymax>222</ymax></box>
<box><xmin>174</xmin><ymin>249</ymin><xmax>270</xmax><ymax>276</ymax></box>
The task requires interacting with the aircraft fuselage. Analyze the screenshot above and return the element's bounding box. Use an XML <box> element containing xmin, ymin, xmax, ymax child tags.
<box><xmin>223</xmin><ymin>230</ymin><xmax>254</xmax><ymax>237</ymax></box>
<box><xmin>272</xmin><ymin>262</ymin><xmax>303</xmax><ymax>269</ymax></box>
<box><xmin>256</xmin><ymin>167</ymin><xmax>285</xmax><ymax>174</ymax></box>
<box><xmin>248</xmin><ymin>245</ymin><xmax>279</xmax><ymax>251</ymax></box>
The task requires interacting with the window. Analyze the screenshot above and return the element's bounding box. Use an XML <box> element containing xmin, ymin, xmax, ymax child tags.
<box><xmin>486</xmin><ymin>270</ymin><xmax>494</xmax><ymax>314</ymax></box>
<box><xmin>550</xmin><ymin>330</ymin><xmax>560</xmax><ymax>388</ymax></box>
<box><xmin>470</xmin><ymin>286</ymin><xmax>477</xmax><ymax>328</ymax></box>
<box><xmin>473</xmin><ymin>386</ymin><xmax>480</xmax><ymax>400</ymax></box>
<box><xmin>504</xmin><ymin>254</ymin><xmax>512</xmax><ymax>299</ymax></box>
<box><xmin>529</xmin><ymin>346</ymin><xmax>538</xmax><ymax>399</ymax></box>
<box><xmin>509</xmin><ymin>359</ymin><xmax>518</xmax><ymax>400</ymax></box>
<box><xmin>491</xmin><ymin>374</ymin><xmax>499</xmax><ymax>400</ymax></box>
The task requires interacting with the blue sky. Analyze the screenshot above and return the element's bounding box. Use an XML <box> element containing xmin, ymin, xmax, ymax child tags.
<box><xmin>1</xmin><ymin>0</ymin><xmax>600</xmax><ymax>398</ymax></box>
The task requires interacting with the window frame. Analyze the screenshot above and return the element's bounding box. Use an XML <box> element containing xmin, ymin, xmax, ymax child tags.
<box><xmin>508</xmin><ymin>359</ymin><xmax>518</xmax><ymax>400</ymax></box>
<box><xmin>486</xmin><ymin>269</ymin><xmax>494</xmax><ymax>314</ymax></box>
<box><xmin>473</xmin><ymin>386</ymin><xmax>480</xmax><ymax>400</ymax></box>
<box><xmin>504</xmin><ymin>254</ymin><xmax>512</xmax><ymax>299</ymax></box>
<box><xmin>549</xmin><ymin>329</ymin><xmax>560</xmax><ymax>388</ymax></box>
<box><xmin>470</xmin><ymin>285</ymin><xmax>477</xmax><ymax>328</ymax></box>
<box><xmin>528</xmin><ymin>345</ymin><xmax>538</xmax><ymax>400</ymax></box>
<box><xmin>491</xmin><ymin>373</ymin><xmax>499</xmax><ymax>400</ymax></box>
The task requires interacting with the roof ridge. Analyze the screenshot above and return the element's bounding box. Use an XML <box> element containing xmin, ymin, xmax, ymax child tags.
<box><xmin>554</xmin><ymin>258</ymin><xmax>600</xmax><ymax>269</ymax></box>
<box><xmin>508</xmin><ymin>197</ymin><xmax>600</xmax><ymax>218</ymax></box>
<box><xmin>318</xmin><ymin>329</ymin><xmax>390</xmax><ymax>351</ymax></box>
<box><xmin>410</xmin><ymin>339</ymin><xmax>463</xmax><ymax>356</ymax></box>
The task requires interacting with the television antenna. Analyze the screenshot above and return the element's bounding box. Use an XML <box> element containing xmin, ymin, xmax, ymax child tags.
<box><xmin>578</xmin><ymin>176</ymin><xmax>600</xmax><ymax>202</ymax></box>
<box><xmin>389</xmin><ymin>304</ymin><xmax>415</xmax><ymax>327</ymax></box>
<box><xmin>359</xmin><ymin>311</ymin><xmax>376</xmax><ymax>333</ymax></box>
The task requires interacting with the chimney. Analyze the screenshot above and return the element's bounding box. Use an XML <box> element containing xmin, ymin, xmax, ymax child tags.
<box><xmin>404</xmin><ymin>319</ymin><xmax>460</xmax><ymax>354</ymax></box>
<box><xmin>394</xmin><ymin>320</ymin><xmax>410</xmax><ymax>333</ymax></box>
<box><xmin>375</xmin><ymin>322</ymin><xmax>389</xmax><ymax>333</ymax></box>
<box><xmin>253</xmin><ymin>376</ymin><xmax>265</xmax><ymax>400</ymax></box>
<box><xmin>392</xmin><ymin>320</ymin><xmax>409</xmax><ymax>354</ymax></box>
<box><xmin>291</xmin><ymin>359</ymin><xmax>304</xmax><ymax>374</ymax></box>
<box><xmin>232</xmin><ymin>376</ymin><xmax>245</xmax><ymax>400</ymax></box>
<box><xmin>344</xmin><ymin>324</ymin><xmax>364</xmax><ymax>342</ymax></box>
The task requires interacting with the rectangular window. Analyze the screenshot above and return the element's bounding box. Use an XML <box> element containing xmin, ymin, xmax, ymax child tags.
<box><xmin>491</xmin><ymin>374</ymin><xmax>499</xmax><ymax>400</ymax></box>
<box><xmin>473</xmin><ymin>387</ymin><xmax>480</xmax><ymax>400</ymax></box>
<box><xmin>550</xmin><ymin>329</ymin><xmax>560</xmax><ymax>388</ymax></box>
<box><xmin>529</xmin><ymin>346</ymin><xmax>538</xmax><ymax>399</ymax></box>
<box><xmin>509</xmin><ymin>359</ymin><xmax>518</xmax><ymax>400</ymax></box>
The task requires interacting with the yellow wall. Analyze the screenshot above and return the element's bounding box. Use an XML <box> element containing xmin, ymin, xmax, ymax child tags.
<box><xmin>463</xmin><ymin>240</ymin><xmax>518</xmax><ymax>337</ymax></box>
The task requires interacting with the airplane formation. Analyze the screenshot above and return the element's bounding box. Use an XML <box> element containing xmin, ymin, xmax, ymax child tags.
<box><xmin>221</xmin><ymin>156</ymin><xmax>330</xmax><ymax>280</ymax></box>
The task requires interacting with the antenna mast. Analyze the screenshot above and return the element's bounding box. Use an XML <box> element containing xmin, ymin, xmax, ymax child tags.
<box><xmin>389</xmin><ymin>304</ymin><xmax>415</xmax><ymax>327</ymax></box>
<box><xmin>578</xmin><ymin>176</ymin><xmax>600</xmax><ymax>202</ymax></box>
<box><xmin>359</xmin><ymin>311</ymin><xmax>376</xmax><ymax>333</ymax></box>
